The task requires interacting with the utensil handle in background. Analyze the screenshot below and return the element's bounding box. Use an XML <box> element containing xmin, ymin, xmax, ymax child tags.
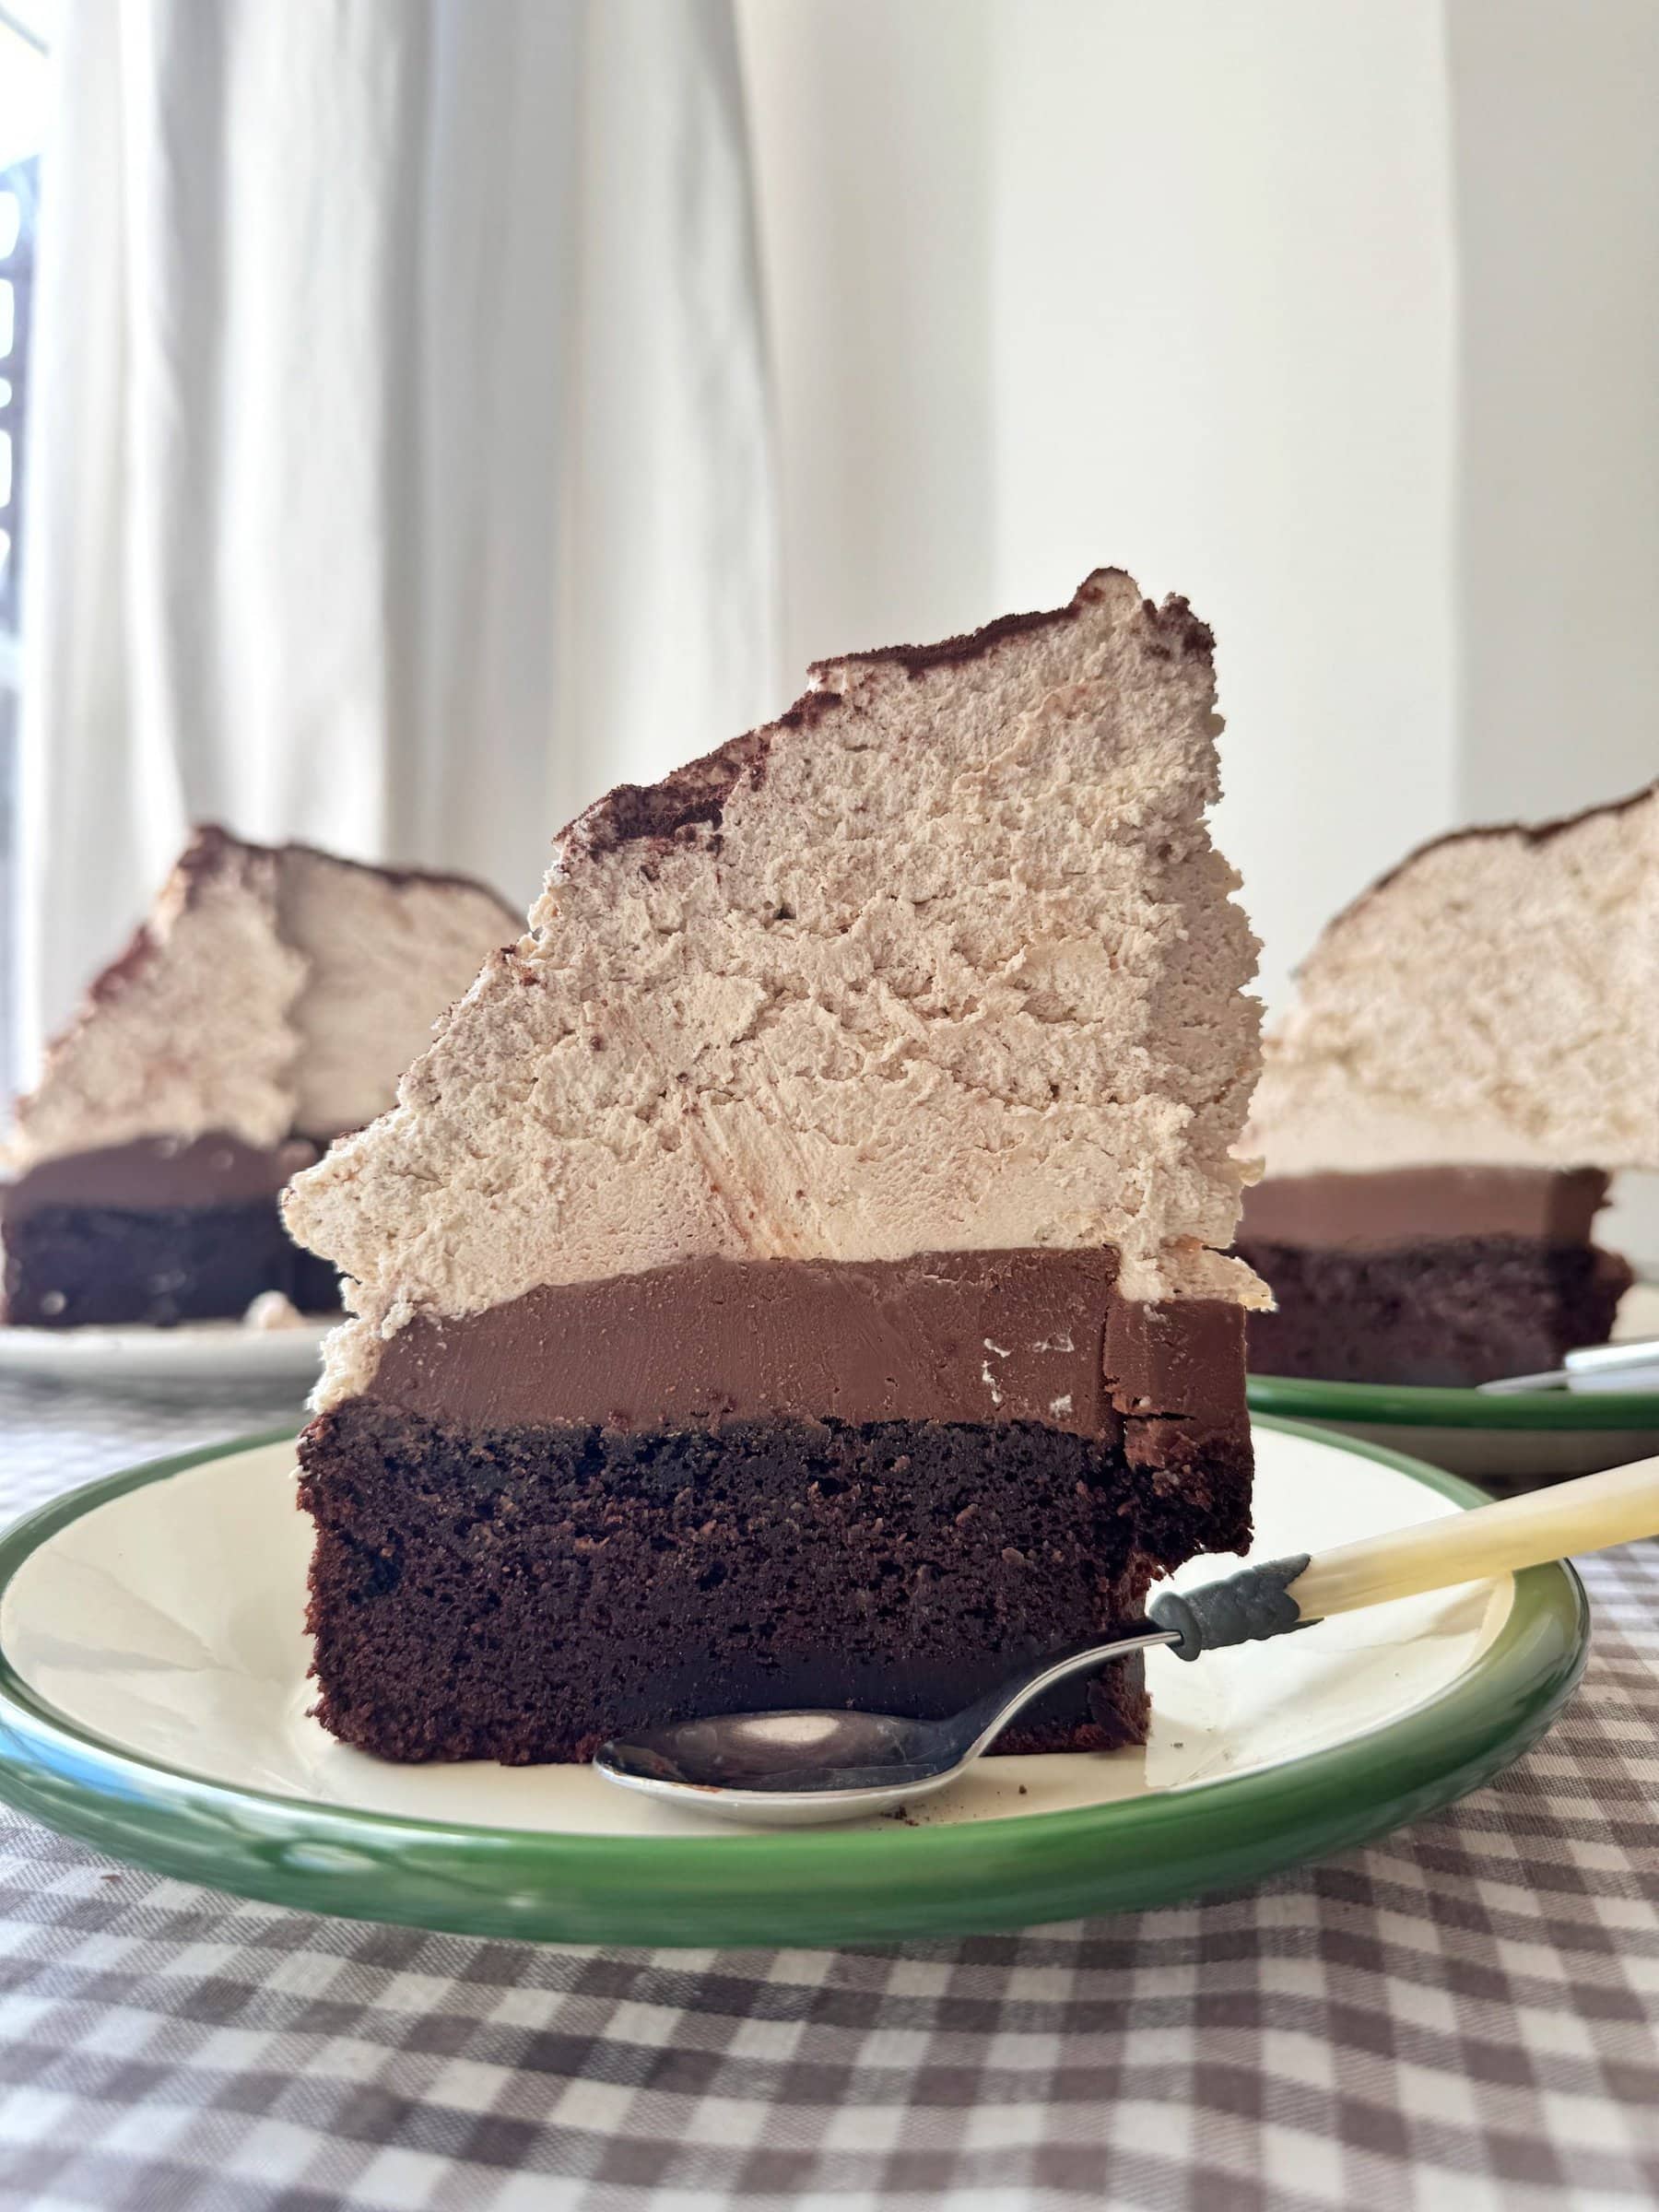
<box><xmin>1288</xmin><ymin>1456</ymin><xmax>1659</xmax><ymax>1620</ymax></box>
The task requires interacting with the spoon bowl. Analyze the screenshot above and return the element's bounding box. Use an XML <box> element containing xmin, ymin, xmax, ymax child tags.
<box><xmin>594</xmin><ymin>1630</ymin><xmax>1179</xmax><ymax>1828</ymax></box>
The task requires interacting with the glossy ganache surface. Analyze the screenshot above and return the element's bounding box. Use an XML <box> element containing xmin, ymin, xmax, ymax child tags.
<box><xmin>364</xmin><ymin>1248</ymin><xmax>1245</xmax><ymax>1453</ymax></box>
<box><xmin>1</xmin><ymin>1135</ymin><xmax>319</xmax><ymax>1219</ymax></box>
<box><xmin>1239</xmin><ymin>1165</ymin><xmax>1612</xmax><ymax>1253</ymax></box>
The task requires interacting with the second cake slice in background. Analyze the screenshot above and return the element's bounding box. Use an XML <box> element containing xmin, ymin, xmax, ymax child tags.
<box><xmin>1240</xmin><ymin>785</ymin><xmax>1657</xmax><ymax>1387</ymax></box>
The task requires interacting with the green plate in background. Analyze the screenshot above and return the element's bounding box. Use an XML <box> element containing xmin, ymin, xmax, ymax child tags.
<box><xmin>1248</xmin><ymin>1373</ymin><xmax>1659</xmax><ymax>1483</ymax></box>
<box><xmin>1247</xmin><ymin>1279</ymin><xmax>1659</xmax><ymax>1479</ymax></box>
<box><xmin>1249</xmin><ymin>1372</ymin><xmax>1659</xmax><ymax>1430</ymax></box>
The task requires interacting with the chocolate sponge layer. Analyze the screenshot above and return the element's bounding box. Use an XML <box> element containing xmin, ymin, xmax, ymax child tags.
<box><xmin>3</xmin><ymin>1198</ymin><xmax>341</xmax><ymax>1327</ymax></box>
<box><xmin>299</xmin><ymin>1400</ymin><xmax>1253</xmax><ymax>1766</ymax></box>
<box><xmin>1240</xmin><ymin>1235</ymin><xmax>1631</xmax><ymax>1388</ymax></box>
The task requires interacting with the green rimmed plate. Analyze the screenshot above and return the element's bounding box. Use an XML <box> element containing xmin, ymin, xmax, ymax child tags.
<box><xmin>0</xmin><ymin>1419</ymin><xmax>1586</xmax><ymax>1947</ymax></box>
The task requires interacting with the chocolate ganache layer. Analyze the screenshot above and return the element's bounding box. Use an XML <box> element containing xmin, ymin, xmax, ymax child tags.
<box><xmin>1</xmin><ymin>1133</ymin><xmax>321</xmax><ymax>1221</ymax></box>
<box><xmin>365</xmin><ymin>1248</ymin><xmax>1245</xmax><ymax>1445</ymax></box>
<box><xmin>1238</xmin><ymin>1165</ymin><xmax>1611</xmax><ymax>1253</ymax></box>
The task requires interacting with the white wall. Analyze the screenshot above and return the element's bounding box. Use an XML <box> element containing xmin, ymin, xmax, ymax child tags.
<box><xmin>987</xmin><ymin>2</ymin><xmax>1458</xmax><ymax>1013</ymax></box>
<box><xmin>741</xmin><ymin>0</ymin><xmax>1659</xmax><ymax>1027</ymax></box>
<box><xmin>1441</xmin><ymin>0</ymin><xmax>1659</xmax><ymax>1259</ymax></box>
<box><xmin>738</xmin><ymin>0</ymin><xmax>996</xmax><ymax>675</ymax></box>
<box><xmin>741</xmin><ymin>0</ymin><xmax>1460</xmax><ymax>1014</ymax></box>
<box><xmin>1448</xmin><ymin>0</ymin><xmax>1659</xmax><ymax>825</ymax></box>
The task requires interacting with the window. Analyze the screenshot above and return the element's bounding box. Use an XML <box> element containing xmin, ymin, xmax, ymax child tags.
<box><xmin>0</xmin><ymin>0</ymin><xmax>54</xmax><ymax>1103</ymax></box>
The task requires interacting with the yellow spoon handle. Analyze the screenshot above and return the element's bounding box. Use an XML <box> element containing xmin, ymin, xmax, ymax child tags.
<box><xmin>1289</xmin><ymin>1457</ymin><xmax>1659</xmax><ymax>1620</ymax></box>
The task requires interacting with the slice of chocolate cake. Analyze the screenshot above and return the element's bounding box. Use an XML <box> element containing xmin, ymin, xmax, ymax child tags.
<box><xmin>3</xmin><ymin>830</ymin><xmax>516</xmax><ymax>1327</ymax></box>
<box><xmin>286</xmin><ymin>570</ymin><xmax>1268</xmax><ymax>1764</ymax></box>
<box><xmin>1241</xmin><ymin>786</ymin><xmax>1657</xmax><ymax>1386</ymax></box>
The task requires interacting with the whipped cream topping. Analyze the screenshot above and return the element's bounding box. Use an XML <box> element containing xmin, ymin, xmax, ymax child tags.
<box><xmin>7</xmin><ymin>829</ymin><xmax>518</xmax><ymax>1173</ymax></box>
<box><xmin>6</xmin><ymin>837</ymin><xmax>305</xmax><ymax>1170</ymax></box>
<box><xmin>276</xmin><ymin>847</ymin><xmax>517</xmax><ymax>1136</ymax></box>
<box><xmin>1245</xmin><ymin>783</ymin><xmax>1659</xmax><ymax>1176</ymax></box>
<box><xmin>241</xmin><ymin>1289</ymin><xmax>307</xmax><ymax>1332</ymax></box>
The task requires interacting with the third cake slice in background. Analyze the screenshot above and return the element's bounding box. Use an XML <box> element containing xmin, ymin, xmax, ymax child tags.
<box><xmin>286</xmin><ymin>570</ymin><xmax>1268</xmax><ymax>1764</ymax></box>
<box><xmin>1240</xmin><ymin>786</ymin><xmax>1658</xmax><ymax>1387</ymax></box>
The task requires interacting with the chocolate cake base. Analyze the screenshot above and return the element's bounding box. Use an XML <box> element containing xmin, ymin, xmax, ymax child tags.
<box><xmin>1240</xmin><ymin>1236</ymin><xmax>1633</xmax><ymax>1387</ymax></box>
<box><xmin>299</xmin><ymin>1399</ymin><xmax>1253</xmax><ymax>1765</ymax></box>
<box><xmin>3</xmin><ymin>1200</ymin><xmax>342</xmax><ymax>1327</ymax></box>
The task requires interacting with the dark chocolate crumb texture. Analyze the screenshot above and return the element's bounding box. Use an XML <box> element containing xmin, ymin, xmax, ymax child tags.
<box><xmin>6</xmin><ymin>1195</ymin><xmax>335</xmax><ymax>1329</ymax></box>
<box><xmin>1240</xmin><ymin>1236</ymin><xmax>1630</xmax><ymax>1389</ymax></box>
<box><xmin>300</xmin><ymin>1397</ymin><xmax>1249</xmax><ymax>1765</ymax></box>
<box><xmin>0</xmin><ymin>1134</ymin><xmax>338</xmax><ymax>1326</ymax></box>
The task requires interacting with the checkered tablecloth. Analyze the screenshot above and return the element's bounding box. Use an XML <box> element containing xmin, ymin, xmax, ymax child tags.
<box><xmin>0</xmin><ymin>1377</ymin><xmax>1654</xmax><ymax>2212</ymax></box>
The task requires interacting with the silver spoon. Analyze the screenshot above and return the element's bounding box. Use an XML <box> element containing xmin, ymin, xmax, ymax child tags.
<box><xmin>594</xmin><ymin>1625</ymin><xmax>1186</xmax><ymax>1830</ymax></box>
<box><xmin>594</xmin><ymin>1459</ymin><xmax>1659</xmax><ymax>1828</ymax></box>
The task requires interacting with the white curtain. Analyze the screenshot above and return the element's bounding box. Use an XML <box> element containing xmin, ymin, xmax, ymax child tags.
<box><xmin>18</xmin><ymin>0</ymin><xmax>779</xmax><ymax>1072</ymax></box>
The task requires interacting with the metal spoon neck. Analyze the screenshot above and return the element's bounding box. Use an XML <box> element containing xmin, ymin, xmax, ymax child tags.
<box><xmin>959</xmin><ymin>1625</ymin><xmax>1181</xmax><ymax>1762</ymax></box>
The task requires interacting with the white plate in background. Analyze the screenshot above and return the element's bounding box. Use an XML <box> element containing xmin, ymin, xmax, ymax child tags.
<box><xmin>0</xmin><ymin>1314</ymin><xmax>332</xmax><ymax>1398</ymax></box>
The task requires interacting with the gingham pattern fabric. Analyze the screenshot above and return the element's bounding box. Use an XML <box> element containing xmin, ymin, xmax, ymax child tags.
<box><xmin>0</xmin><ymin>1377</ymin><xmax>1655</xmax><ymax>2212</ymax></box>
